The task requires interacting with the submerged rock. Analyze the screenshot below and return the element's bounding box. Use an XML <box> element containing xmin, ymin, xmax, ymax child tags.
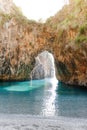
<box><xmin>31</xmin><ymin>51</ymin><xmax>56</xmax><ymax>79</ymax></box>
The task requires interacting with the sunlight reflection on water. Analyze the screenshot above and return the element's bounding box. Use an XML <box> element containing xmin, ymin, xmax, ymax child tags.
<box><xmin>0</xmin><ymin>79</ymin><xmax>87</xmax><ymax>118</ymax></box>
<box><xmin>0</xmin><ymin>78</ymin><xmax>58</xmax><ymax>117</ymax></box>
<box><xmin>41</xmin><ymin>78</ymin><xmax>58</xmax><ymax>116</ymax></box>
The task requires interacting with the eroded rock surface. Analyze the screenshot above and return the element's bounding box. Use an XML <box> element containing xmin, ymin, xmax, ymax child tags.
<box><xmin>0</xmin><ymin>0</ymin><xmax>87</xmax><ymax>87</ymax></box>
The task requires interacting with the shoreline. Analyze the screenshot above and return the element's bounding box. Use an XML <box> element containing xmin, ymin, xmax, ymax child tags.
<box><xmin>0</xmin><ymin>114</ymin><xmax>87</xmax><ymax>130</ymax></box>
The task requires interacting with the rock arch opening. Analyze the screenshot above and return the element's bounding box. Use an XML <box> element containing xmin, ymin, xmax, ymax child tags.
<box><xmin>31</xmin><ymin>51</ymin><xmax>57</xmax><ymax>80</ymax></box>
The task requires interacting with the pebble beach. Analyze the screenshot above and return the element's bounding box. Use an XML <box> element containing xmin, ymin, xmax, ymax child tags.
<box><xmin>0</xmin><ymin>115</ymin><xmax>87</xmax><ymax>130</ymax></box>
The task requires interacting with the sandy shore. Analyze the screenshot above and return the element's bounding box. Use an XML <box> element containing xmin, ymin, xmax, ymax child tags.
<box><xmin>0</xmin><ymin>115</ymin><xmax>87</xmax><ymax>130</ymax></box>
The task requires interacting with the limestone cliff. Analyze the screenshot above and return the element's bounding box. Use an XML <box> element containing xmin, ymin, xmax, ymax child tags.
<box><xmin>0</xmin><ymin>0</ymin><xmax>87</xmax><ymax>87</ymax></box>
<box><xmin>46</xmin><ymin>0</ymin><xmax>87</xmax><ymax>86</ymax></box>
<box><xmin>0</xmin><ymin>0</ymin><xmax>54</xmax><ymax>80</ymax></box>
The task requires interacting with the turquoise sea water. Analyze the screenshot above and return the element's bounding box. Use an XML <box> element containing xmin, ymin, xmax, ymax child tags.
<box><xmin>0</xmin><ymin>78</ymin><xmax>87</xmax><ymax>118</ymax></box>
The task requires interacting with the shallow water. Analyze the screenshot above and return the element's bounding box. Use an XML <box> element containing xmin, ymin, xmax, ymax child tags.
<box><xmin>0</xmin><ymin>78</ymin><xmax>87</xmax><ymax>118</ymax></box>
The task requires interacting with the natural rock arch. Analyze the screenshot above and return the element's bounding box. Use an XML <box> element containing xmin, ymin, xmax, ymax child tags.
<box><xmin>31</xmin><ymin>51</ymin><xmax>56</xmax><ymax>80</ymax></box>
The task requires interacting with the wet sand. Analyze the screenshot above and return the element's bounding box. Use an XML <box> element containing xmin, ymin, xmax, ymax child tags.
<box><xmin>0</xmin><ymin>115</ymin><xmax>87</xmax><ymax>130</ymax></box>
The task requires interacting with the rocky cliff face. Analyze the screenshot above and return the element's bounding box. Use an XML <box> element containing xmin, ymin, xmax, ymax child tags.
<box><xmin>0</xmin><ymin>0</ymin><xmax>87</xmax><ymax>87</ymax></box>
<box><xmin>0</xmin><ymin>17</ymin><xmax>53</xmax><ymax>80</ymax></box>
<box><xmin>46</xmin><ymin>0</ymin><xmax>87</xmax><ymax>86</ymax></box>
<box><xmin>0</xmin><ymin>1</ymin><xmax>55</xmax><ymax>80</ymax></box>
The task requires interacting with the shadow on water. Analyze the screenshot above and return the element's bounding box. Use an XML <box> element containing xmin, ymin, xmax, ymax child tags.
<box><xmin>57</xmin><ymin>81</ymin><xmax>87</xmax><ymax>96</ymax></box>
<box><xmin>55</xmin><ymin>82</ymin><xmax>87</xmax><ymax>118</ymax></box>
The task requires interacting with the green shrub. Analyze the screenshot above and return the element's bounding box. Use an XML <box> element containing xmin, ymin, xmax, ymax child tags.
<box><xmin>0</xmin><ymin>13</ymin><xmax>12</xmax><ymax>26</ymax></box>
<box><xmin>75</xmin><ymin>35</ymin><xmax>87</xmax><ymax>43</ymax></box>
<box><xmin>29</xmin><ymin>42</ymin><xmax>32</xmax><ymax>45</ymax></box>
<box><xmin>79</xmin><ymin>24</ymin><xmax>87</xmax><ymax>35</ymax></box>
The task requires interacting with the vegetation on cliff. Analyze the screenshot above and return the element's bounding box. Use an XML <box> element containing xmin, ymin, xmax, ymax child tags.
<box><xmin>0</xmin><ymin>1</ymin><xmax>54</xmax><ymax>81</ymax></box>
<box><xmin>46</xmin><ymin>0</ymin><xmax>87</xmax><ymax>45</ymax></box>
<box><xmin>46</xmin><ymin>0</ymin><xmax>87</xmax><ymax>86</ymax></box>
<box><xmin>0</xmin><ymin>0</ymin><xmax>87</xmax><ymax>86</ymax></box>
